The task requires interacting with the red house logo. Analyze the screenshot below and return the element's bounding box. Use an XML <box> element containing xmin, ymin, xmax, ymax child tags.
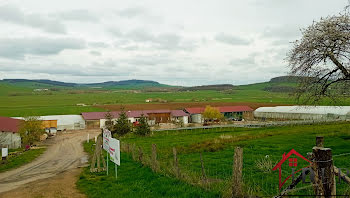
<box><xmin>272</xmin><ymin>149</ymin><xmax>311</xmax><ymax>189</ymax></box>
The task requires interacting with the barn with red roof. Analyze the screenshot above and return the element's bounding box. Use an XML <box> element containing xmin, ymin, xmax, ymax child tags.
<box><xmin>0</xmin><ymin>116</ymin><xmax>22</xmax><ymax>149</ymax></box>
<box><xmin>82</xmin><ymin>110</ymin><xmax>189</xmax><ymax>129</ymax></box>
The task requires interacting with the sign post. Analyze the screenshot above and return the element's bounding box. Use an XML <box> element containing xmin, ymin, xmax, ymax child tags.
<box><xmin>2</xmin><ymin>147</ymin><xmax>8</xmax><ymax>161</ymax></box>
<box><xmin>103</xmin><ymin>129</ymin><xmax>112</xmax><ymax>176</ymax></box>
<box><xmin>102</xmin><ymin>129</ymin><xmax>120</xmax><ymax>180</ymax></box>
<box><xmin>114</xmin><ymin>164</ymin><xmax>118</xmax><ymax>180</ymax></box>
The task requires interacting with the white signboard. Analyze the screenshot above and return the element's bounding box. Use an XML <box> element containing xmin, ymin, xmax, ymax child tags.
<box><xmin>102</xmin><ymin>128</ymin><xmax>120</xmax><ymax>166</ymax></box>
<box><xmin>108</xmin><ymin>138</ymin><xmax>120</xmax><ymax>166</ymax></box>
<box><xmin>103</xmin><ymin>129</ymin><xmax>112</xmax><ymax>151</ymax></box>
<box><xmin>2</xmin><ymin>148</ymin><xmax>8</xmax><ymax>158</ymax></box>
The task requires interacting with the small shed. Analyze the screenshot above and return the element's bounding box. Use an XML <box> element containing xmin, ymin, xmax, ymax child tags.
<box><xmin>0</xmin><ymin>116</ymin><xmax>21</xmax><ymax>149</ymax></box>
<box><xmin>171</xmin><ymin>110</ymin><xmax>189</xmax><ymax>124</ymax></box>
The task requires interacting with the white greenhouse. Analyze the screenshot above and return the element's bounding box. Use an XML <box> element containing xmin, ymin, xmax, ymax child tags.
<box><xmin>14</xmin><ymin>115</ymin><xmax>86</xmax><ymax>131</ymax></box>
<box><xmin>254</xmin><ymin>106</ymin><xmax>350</xmax><ymax>120</ymax></box>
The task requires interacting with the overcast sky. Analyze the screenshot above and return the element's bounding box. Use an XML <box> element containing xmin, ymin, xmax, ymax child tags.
<box><xmin>0</xmin><ymin>0</ymin><xmax>348</xmax><ymax>86</ymax></box>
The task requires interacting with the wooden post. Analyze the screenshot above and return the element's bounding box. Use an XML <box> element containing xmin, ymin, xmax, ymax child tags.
<box><xmin>151</xmin><ymin>144</ymin><xmax>158</xmax><ymax>171</ymax></box>
<box><xmin>126</xmin><ymin>144</ymin><xmax>130</xmax><ymax>153</ymax></box>
<box><xmin>138</xmin><ymin>146</ymin><xmax>143</xmax><ymax>163</ymax></box>
<box><xmin>173</xmin><ymin>147</ymin><xmax>180</xmax><ymax>178</ymax></box>
<box><xmin>200</xmin><ymin>152</ymin><xmax>207</xmax><ymax>184</ymax></box>
<box><xmin>132</xmin><ymin>144</ymin><xmax>137</xmax><ymax>161</ymax></box>
<box><xmin>312</xmin><ymin>146</ymin><xmax>336</xmax><ymax>197</ymax></box>
<box><xmin>232</xmin><ymin>147</ymin><xmax>243</xmax><ymax>198</ymax></box>
<box><xmin>90</xmin><ymin>136</ymin><xmax>106</xmax><ymax>172</ymax></box>
<box><xmin>316</xmin><ymin>136</ymin><xmax>324</xmax><ymax>147</ymax></box>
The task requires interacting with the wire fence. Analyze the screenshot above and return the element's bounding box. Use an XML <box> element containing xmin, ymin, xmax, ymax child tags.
<box><xmin>154</xmin><ymin>119</ymin><xmax>347</xmax><ymax>132</ymax></box>
<box><xmin>120</xmin><ymin>141</ymin><xmax>350</xmax><ymax>197</ymax></box>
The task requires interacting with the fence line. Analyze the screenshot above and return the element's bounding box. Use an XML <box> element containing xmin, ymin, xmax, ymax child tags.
<box><xmin>153</xmin><ymin>119</ymin><xmax>346</xmax><ymax>132</ymax></box>
<box><xmin>120</xmin><ymin>136</ymin><xmax>350</xmax><ymax>198</ymax></box>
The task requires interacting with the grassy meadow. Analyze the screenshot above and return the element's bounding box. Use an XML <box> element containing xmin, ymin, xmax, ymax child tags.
<box><xmin>2</xmin><ymin>79</ymin><xmax>350</xmax><ymax>117</ymax></box>
<box><xmin>0</xmin><ymin>80</ymin><xmax>311</xmax><ymax>117</ymax></box>
<box><xmin>78</xmin><ymin>141</ymin><xmax>219</xmax><ymax>198</ymax></box>
<box><xmin>117</xmin><ymin>122</ymin><xmax>350</xmax><ymax>197</ymax></box>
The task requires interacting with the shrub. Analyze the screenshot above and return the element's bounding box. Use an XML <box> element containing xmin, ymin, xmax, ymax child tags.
<box><xmin>113</xmin><ymin>108</ymin><xmax>131</xmax><ymax>137</ymax></box>
<box><xmin>135</xmin><ymin>114</ymin><xmax>151</xmax><ymax>136</ymax></box>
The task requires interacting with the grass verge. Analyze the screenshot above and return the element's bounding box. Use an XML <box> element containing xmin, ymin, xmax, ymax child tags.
<box><xmin>0</xmin><ymin>148</ymin><xmax>46</xmax><ymax>173</ymax></box>
<box><xmin>77</xmin><ymin>141</ymin><xmax>219</xmax><ymax>198</ymax></box>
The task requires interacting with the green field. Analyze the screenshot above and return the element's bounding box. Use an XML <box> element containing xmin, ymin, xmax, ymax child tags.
<box><xmin>2</xmin><ymin>78</ymin><xmax>350</xmax><ymax>117</ymax></box>
<box><xmin>78</xmin><ymin>141</ymin><xmax>219</xmax><ymax>198</ymax></box>
<box><xmin>117</xmin><ymin>122</ymin><xmax>350</xmax><ymax>197</ymax></box>
<box><xmin>0</xmin><ymin>80</ymin><xmax>330</xmax><ymax>117</ymax></box>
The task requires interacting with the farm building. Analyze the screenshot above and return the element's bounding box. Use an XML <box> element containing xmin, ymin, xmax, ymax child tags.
<box><xmin>0</xmin><ymin>116</ymin><xmax>21</xmax><ymax>149</ymax></box>
<box><xmin>14</xmin><ymin>115</ymin><xmax>85</xmax><ymax>131</ymax></box>
<box><xmin>82</xmin><ymin>110</ymin><xmax>189</xmax><ymax>129</ymax></box>
<box><xmin>254</xmin><ymin>106</ymin><xmax>350</xmax><ymax>120</ymax></box>
<box><xmin>184</xmin><ymin>106</ymin><xmax>254</xmax><ymax>123</ymax></box>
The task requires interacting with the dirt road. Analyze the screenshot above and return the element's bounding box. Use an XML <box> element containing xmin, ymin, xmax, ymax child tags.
<box><xmin>0</xmin><ymin>130</ymin><xmax>100</xmax><ymax>195</ymax></box>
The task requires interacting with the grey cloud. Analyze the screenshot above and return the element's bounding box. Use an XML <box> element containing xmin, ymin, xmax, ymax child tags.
<box><xmin>90</xmin><ymin>50</ymin><xmax>102</xmax><ymax>56</ymax></box>
<box><xmin>116</xmin><ymin>6</ymin><xmax>161</xmax><ymax>22</ymax></box>
<box><xmin>0</xmin><ymin>61</ymin><xmax>132</xmax><ymax>77</ymax></box>
<box><xmin>263</xmin><ymin>25</ymin><xmax>301</xmax><ymax>40</ymax></box>
<box><xmin>271</xmin><ymin>39</ymin><xmax>293</xmax><ymax>46</ymax></box>
<box><xmin>55</xmin><ymin>9</ymin><xmax>99</xmax><ymax>22</ymax></box>
<box><xmin>109</xmin><ymin>27</ymin><xmax>123</xmax><ymax>37</ymax></box>
<box><xmin>88</xmin><ymin>42</ymin><xmax>109</xmax><ymax>48</ymax></box>
<box><xmin>0</xmin><ymin>37</ymin><xmax>86</xmax><ymax>59</ymax></box>
<box><xmin>109</xmin><ymin>28</ymin><xmax>196</xmax><ymax>51</ymax></box>
<box><xmin>123</xmin><ymin>55</ymin><xmax>171</xmax><ymax>66</ymax></box>
<box><xmin>229</xmin><ymin>54</ymin><xmax>256</xmax><ymax>66</ymax></box>
<box><xmin>215</xmin><ymin>33</ymin><xmax>251</xmax><ymax>45</ymax></box>
<box><xmin>0</xmin><ymin>4</ymin><xmax>66</xmax><ymax>34</ymax></box>
<box><xmin>121</xmin><ymin>45</ymin><xmax>139</xmax><ymax>51</ymax></box>
<box><xmin>117</xmin><ymin>6</ymin><xmax>148</xmax><ymax>18</ymax></box>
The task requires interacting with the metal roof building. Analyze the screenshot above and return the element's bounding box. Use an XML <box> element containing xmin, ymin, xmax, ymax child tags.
<box><xmin>254</xmin><ymin>106</ymin><xmax>350</xmax><ymax>120</ymax></box>
<box><xmin>14</xmin><ymin>115</ymin><xmax>85</xmax><ymax>131</ymax></box>
<box><xmin>0</xmin><ymin>116</ymin><xmax>21</xmax><ymax>149</ymax></box>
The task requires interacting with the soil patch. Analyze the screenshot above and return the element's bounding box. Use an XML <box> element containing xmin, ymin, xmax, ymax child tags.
<box><xmin>0</xmin><ymin>168</ymin><xmax>85</xmax><ymax>198</ymax></box>
<box><xmin>97</xmin><ymin>102</ymin><xmax>288</xmax><ymax>111</ymax></box>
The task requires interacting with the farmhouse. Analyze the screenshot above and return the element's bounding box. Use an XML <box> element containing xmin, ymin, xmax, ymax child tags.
<box><xmin>0</xmin><ymin>116</ymin><xmax>21</xmax><ymax>149</ymax></box>
<box><xmin>82</xmin><ymin>110</ymin><xmax>189</xmax><ymax>129</ymax></box>
<box><xmin>14</xmin><ymin>115</ymin><xmax>86</xmax><ymax>131</ymax></box>
<box><xmin>184</xmin><ymin>106</ymin><xmax>254</xmax><ymax>123</ymax></box>
<box><xmin>254</xmin><ymin>106</ymin><xmax>350</xmax><ymax>120</ymax></box>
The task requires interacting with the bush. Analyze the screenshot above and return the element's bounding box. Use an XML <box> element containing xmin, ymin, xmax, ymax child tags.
<box><xmin>135</xmin><ymin>115</ymin><xmax>151</xmax><ymax>136</ymax></box>
<box><xmin>113</xmin><ymin>108</ymin><xmax>131</xmax><ymax>137</ymax></box>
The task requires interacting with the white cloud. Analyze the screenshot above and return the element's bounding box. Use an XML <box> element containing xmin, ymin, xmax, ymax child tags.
<box><xmin>0</xmin><ymin>4</ymin><xmax>66</xmax><ymax>34</ymax></box>
<box><xmin>0</xmin><ymin>0</ymin><xmax>347</xmax><ymax>85</ymax></box>
<box><xmin>54</xmin><ymin>9</ymin><xmax>99</xmax><ymax>22</ymax></box>
<box><xmin>215</xmin><ymin>33</ymin><xmax>251</xmax><ymax>45</ymax></box>
<box><xmin>0</xmin><ymin>37</ymin><xmax>85</xmax><ymax>59</ymax></box>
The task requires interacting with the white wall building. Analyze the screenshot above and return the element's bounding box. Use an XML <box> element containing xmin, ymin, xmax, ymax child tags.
<box><xmin>14</xmin><ymin>115</ymin><xmax>86</xmax><ymax>131</ymax></box>
<box><xmin>254</xmin><ymin>106</ymin><xmax>350</xmax><ymax>120</ymax></box>
<box><xmin>0</xmin><ymin>117</ymin><xmax>21</xmax><ymax>149</ymax></box>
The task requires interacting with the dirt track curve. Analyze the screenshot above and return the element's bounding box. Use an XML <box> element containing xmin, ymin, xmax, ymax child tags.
<box><xmin>0</xmin><ymin>130</ymin><xmax>100</xmax><ymax>194</ymax></box>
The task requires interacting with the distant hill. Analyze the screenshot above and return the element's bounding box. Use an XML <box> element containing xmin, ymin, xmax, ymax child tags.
<box><xmin>85</xmin><ymin>80</ymin><xmax>163</xmax><ymax>87</ymax></box>
<box><xmin>180</xmin><ymin>84</ymin><xmax>235</xmax><ymax>91</ymax></box>
<box><xmin>269</xmin><ymin>76</ymin><xmax>305</xmax><ymax>83</ymax></box>
<box><xmin>2</xmin><ymin>79</ymin><xmax>76</xmax><ymax>87</ymax></box>
<box><xmin>0</xmin><ymin>79</ymin><xmax>170</xmax><ymax>89</ymax></box>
